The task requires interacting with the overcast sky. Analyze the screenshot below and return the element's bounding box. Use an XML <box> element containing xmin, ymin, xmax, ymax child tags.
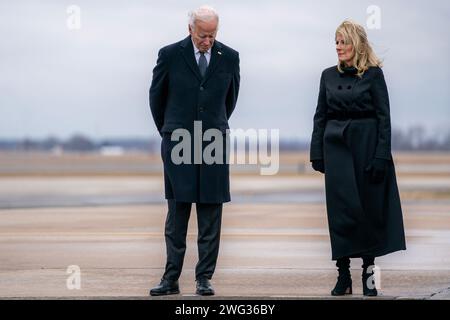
<box><xmin>1</xmin><ymin>0</ymin><xmax>449</xmax><ymax>140</ymax></box>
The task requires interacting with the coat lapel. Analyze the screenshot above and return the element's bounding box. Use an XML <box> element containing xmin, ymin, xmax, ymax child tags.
<box><xmin>179</xmin><ymin>36</ymin><xmax>224</xmax><ymax>84</ymax></box>
<box><xmin>180</xmin><ymin>36</ymin><xmax>202</xmax><ymax>81</ymax></box>
<box><xmin>201</xmin><ymin>41</ymin><xmax>223</xmax><ymax>84</ymax></box>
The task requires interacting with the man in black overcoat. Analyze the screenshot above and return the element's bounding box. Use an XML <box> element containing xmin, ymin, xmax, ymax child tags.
<box><xmin>148</xmin><ymin>5</ymin><xmax>240</xmax><ymax>296</ymax></box>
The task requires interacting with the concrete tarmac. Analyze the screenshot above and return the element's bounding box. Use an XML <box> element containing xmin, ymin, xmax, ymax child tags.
<box><xmin>1</xmin><ymin>202</ymin><xmax>450</xmax><ymax>299</ymax></box>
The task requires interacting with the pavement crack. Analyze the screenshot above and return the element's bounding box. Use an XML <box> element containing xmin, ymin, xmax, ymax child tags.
<box><xmin>428</xmin><ymin>286</ymin><xmax>450</xmax><ymax>300</ymax></box>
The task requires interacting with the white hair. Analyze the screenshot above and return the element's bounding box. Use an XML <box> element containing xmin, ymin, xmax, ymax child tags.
<box><xmin>188</xmin><ymin>5</ymin><xmax>219</xmax><ymax>30</ymax></box>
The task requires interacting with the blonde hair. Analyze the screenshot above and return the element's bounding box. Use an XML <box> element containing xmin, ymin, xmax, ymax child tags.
<box><xmin>335</xmin><ymin>20</ymin><xmax>382</xmax><ymax>77</ymax></box>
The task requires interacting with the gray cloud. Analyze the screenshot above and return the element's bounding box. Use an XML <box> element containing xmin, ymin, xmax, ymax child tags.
<box><xmin>1</xmin><ymin>0</ymin><xmax>449</xmax><ymax>139</ymax></box>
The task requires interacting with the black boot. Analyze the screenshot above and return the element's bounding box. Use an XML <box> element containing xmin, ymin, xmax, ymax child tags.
<box><xmin>362</xmin><ymin>257</ymin><xmax>378</xmax><ymax>297</ymax></box>
<box><xmin>331</xmin><ymin>257</ymin><xmax>352</xmax><ymax>296</ymax></box>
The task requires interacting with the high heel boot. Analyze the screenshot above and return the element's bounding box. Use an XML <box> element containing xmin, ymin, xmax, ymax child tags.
<box><xmin>331</xmin><ymin>257</ymin><xmax>352</xmax><ymax>296</ymax></box>
<box><xmin>362</xmin><ymin>256</ymin><xmax>378</xmax><ymax>297</ymax></box>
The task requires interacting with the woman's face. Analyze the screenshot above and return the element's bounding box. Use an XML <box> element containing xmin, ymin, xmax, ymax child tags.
<box><xmin>336</xmin><ymin>34</ymin><xmax>354</xmax><ymax>66</ymax></box>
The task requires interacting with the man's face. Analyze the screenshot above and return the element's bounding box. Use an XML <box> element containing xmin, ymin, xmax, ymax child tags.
<box><xmin>189</xmin><ymin>19</ymin><xmax>218</xmax><ymax>52</ymax></box>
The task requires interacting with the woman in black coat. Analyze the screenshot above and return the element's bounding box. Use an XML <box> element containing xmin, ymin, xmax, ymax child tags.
<box><xmin>310</xmin><ymin>20</ymin><xmax>406</xmax><ymax>296</ymax></box>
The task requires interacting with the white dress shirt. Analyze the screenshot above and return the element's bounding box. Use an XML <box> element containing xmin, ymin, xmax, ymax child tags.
<box><xmin>192</xmin><ymin>39</ymin><xmax>211</xmax><ymax>66</ymax></box>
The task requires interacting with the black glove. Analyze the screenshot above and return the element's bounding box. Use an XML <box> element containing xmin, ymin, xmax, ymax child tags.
<box><xmin>311</xmin><ymin>159</ymin><xmax>325</xmax><ymax>174</ymax></box>
<box><xmin>365</xmin><ymin>158</ymin><xmax>389</xmax><ymax>183</ymax></box>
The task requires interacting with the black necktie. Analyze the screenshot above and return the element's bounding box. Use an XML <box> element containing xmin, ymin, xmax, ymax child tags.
<box><xmin>198</xmin><ymin>52</ymin><xmax>207</xmax><ymax>77</ymax></box>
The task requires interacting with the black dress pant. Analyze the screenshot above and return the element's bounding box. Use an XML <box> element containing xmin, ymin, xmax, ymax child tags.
<box><xmin>163</xmin><ymin>199</ymin><xmax>223</xmax><ymax>281</ymax></box>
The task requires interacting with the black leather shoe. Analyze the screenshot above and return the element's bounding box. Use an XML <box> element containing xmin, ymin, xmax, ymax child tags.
<box><xmin>149</xmin><ymin>279</ymin><xmax>180</xmax><ymax>296</ymax></box>
<box><xmin>196</xmin><ymin>278</ymin><xmax>215</xmax><ymax>296</ymax></box>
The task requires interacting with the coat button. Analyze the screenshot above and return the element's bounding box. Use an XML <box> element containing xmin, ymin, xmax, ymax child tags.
<box><xmin>347</xmin><ymin>85</ymin><xmax>352</xmax><ymax>89</ymax></box>
<box><xmin>338</xmin><ymin>85</ymin><xmax>342</xmax><ymax>90</ymax></box>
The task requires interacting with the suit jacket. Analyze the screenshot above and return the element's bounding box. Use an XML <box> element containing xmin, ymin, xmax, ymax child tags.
<box><xmin>149</xmin><ymin>36</ymin><xmax>240</xmax><ymax>203</ymax></box>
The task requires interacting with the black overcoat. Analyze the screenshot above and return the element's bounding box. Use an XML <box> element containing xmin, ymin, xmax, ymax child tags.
<box><xmin>310</xmin><ymin>65</ymin><xmax>406</xmax><ymax>260</ymax></box>
<box><xmin>149</xmin><ymin>36</ymin><xmax>240</xmax><ymax>203</ymax></box>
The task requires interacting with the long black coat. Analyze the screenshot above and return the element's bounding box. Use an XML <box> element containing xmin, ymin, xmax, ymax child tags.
<box><xmin>310</xmin><ymin>65</ymin><xmax>406</xmax><ymax>260</ymax></box>
<box><xmin>149</xmin><ymin>36</ymin><xmax>240</xmax><ymax>203</ymax></box>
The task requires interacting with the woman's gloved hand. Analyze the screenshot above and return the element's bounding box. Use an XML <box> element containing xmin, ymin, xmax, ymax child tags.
<box><xmin>365</xmin><ymin>158</ymin><xmax>389</xmax><ymax>183</ymax></box>
<box><xmin>311</xmin><ymin>159</ymin><xmax>325</xmax><ymax>174</ymax></box>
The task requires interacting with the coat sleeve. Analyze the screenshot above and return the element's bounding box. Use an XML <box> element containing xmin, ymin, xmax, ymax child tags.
<box><xmin>225</xmin><ymin>52</ymin><xmax>240</xmax><ymax>119</ymax></box>
<box><xmin>371</xmin><ymin>68</ymin><xmax>392</xmax><ymax>160</ymax></box>
<box><xmin>310</xmin><ymin>71</ymin><xmax>328</xmax><ymax>161</ymax></box>
<box><xmin>149</xmin><ymin>48</ymin><xmax>169</xmax><ymax>135</ymax></box>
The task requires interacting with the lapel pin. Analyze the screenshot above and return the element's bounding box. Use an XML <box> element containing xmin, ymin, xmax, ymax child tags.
<box><xmin>217</xmin><ymin>51</ymin><xmax>222</xmax><ymax>55</ymax></box>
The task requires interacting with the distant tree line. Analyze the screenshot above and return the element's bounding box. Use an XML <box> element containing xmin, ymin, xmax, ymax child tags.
<box><xmin>392</xmin><ymin>126</ymin><xmax>450</xmax><ymax>151</ymax></box>
<box><xmin>1</xmin><ymin>126</ymin><xmax>449</xmax><ymax>152</ymax></box>
<box><xmin>0</xmin><ymin>134</ymin><xmax>159</xmax><ymax>153</ymax></box>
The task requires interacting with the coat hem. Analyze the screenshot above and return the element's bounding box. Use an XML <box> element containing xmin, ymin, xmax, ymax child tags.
<box><xmin>332</xmin><ymin>246</ymin><xmax>407</xmax><ymax>261</ymax></box>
